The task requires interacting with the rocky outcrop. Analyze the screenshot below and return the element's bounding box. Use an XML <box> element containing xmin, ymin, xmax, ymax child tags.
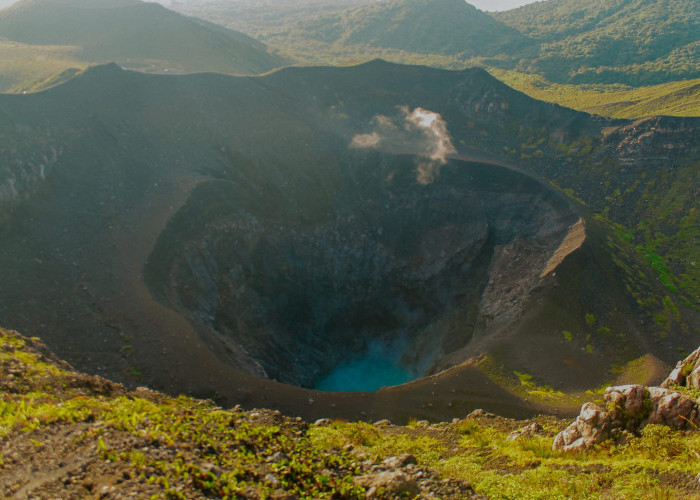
<box><xmin>661</xmin><ymin>346</ymin><xmax>700</xmax><ymax>390</ymax></box>
<box><xmin>553</xmin><ymin>384</ymin><xmax>700</xmax><ymax>452</ymax></box>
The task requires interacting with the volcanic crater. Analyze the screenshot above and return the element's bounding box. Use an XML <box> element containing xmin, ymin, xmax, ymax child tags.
<box><xmin>146</xmin><ymin>153</ymin><xmax>581</xmax><ymax>392</ymax></box>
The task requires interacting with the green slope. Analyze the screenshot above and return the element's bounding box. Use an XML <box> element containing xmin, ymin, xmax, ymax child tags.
<box><xmin>257</xmin><ymin>0</ymin><xmax>529</xmax><ymax>60</ymax></box>
<box><xmin>490</xmin><ymin>69</ymin><xmax>700</xmax><ymax>118</ymax></box>
<box><xmin>0</xmin><ymin>0</ymin><xmax>287</xmax><ymax>77</ymax></box>
<box><xmin>494</xmin><ymin>0</ymin><xmax>700</xmax><ymax>85</ymax></box>
<box><xmin>166</xmin><ymin>0</ymin><xmax>700</xmax><ymax>88</ymax></box>
<box><xmin>0</xmin><ymin>39</ymin><xmax>87</xmax><ymax>93</ymax></box>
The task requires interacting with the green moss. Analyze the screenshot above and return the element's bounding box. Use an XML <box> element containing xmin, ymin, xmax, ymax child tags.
<box><xmin>584</xmin><ymin>313</ymin><xmax>596</xmax><ymax>327</ymax></box>
<box><xmin>514</xmin><ymin>371</ymin><xmax>535</xmax><ymax>388</ymax></box>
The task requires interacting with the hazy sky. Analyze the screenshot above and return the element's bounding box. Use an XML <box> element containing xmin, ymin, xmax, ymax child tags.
<box><xmin>469</xmin><ymin>0</ymin><xmax>543</xmax><ymax>11</ymax></box>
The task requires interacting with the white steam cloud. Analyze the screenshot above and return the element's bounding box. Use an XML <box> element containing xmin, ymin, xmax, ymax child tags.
<box><xmin>350</xmin><ymin>106</ymin><xmax>456</xmax><ymax>184</ymax></box>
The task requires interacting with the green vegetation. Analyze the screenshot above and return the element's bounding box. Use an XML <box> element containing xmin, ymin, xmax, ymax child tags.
<box><xmin>0</xmin><ymin>0</ymin><xmax>287</xmax><ymax>93</ymax></box>
<box><xmin>0</xmin><ymin>40</ymin><xmax>86</xmax><ymax>93</ymax></box>
<box><xmin>489</xmin><ymin>69</ymin><xmax>700</xmax><ymax>118</ymax></box>
<box><xmin>0</xmin><ymin>328</ymin><xmax>365</xmax><ymax>498</ymax></box>
<box><xmin>4</xmin><ymin>326</ymin><xmax>700</xmax><ymax>498</ymax></box>
<box><xmin>494</xmin><ymin>0</ymin><xmax>700</xmax><ymax>85</ymax></box>
<box><xmin>584</xmin><ymin>313</ymin><xmax>596</xmax><ymax>327</ymax></box>
<box><xmin>478</xmin><ymin>356</ymin><xmax>588</xmax><ymax>409</ymax></box>
<box><xmin>258</xmin><ymin>0</ymin><xmax>527</xmax><ymax>58</ymax></box>
<box><xmin>312</xmin><ymin>417</ymin><xmax>700</xmax><ymax>499</ymax></box>
<box><xmin>592</xmin><ymin>163</ymin><xmax>700</xmax><ymax>309</ymax></box>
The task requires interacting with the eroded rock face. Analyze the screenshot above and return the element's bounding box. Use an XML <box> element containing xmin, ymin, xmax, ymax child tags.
<box><xmin>553</xmin><ymin>384</ymin><xmax>700</xmax><ymax>452</ymax></box>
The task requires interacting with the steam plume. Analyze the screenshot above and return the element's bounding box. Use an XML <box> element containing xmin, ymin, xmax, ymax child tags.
<box><xmin>350</xmin><ymin>106</ymin><xmax>456</xmax><ymax>184</ymax></box>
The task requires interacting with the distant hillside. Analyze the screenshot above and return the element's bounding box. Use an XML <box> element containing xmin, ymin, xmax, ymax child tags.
<box><xmin>491</xmin><ymin>70</ymin><xmax>700</xmax><ymax>119</ymax></box>
<box><xmin>0</xmin><ymin>40</ymin><xmax>87</xmax><ymax>93</ymax></box>
<box><xmin>178</xmin><ymin>0</ymin><xmax>698</xmax><ymax>87</ymax></box>
<box><xmin>245</xmin><ymin>0</ymin><xmax>529</xmax><ymax>62</ymax></box>
<box><xmin>299</xmin><ymin>0</ymin><xmax>525</xmax><ymax>55</ymax></box>
<box><xmin>0</xmin><ymin>0</ymin><xmax>287</xmax><ymax>77</ymax></box>
<box><xmin>168</xmin><ymin>0</ymin><xmax>374</xmax><ymax>34</ymax></box>
<box><xmin>494</xmin><ymin>0</ymin><xmax>700</xmax><ymax>85</ymax></box>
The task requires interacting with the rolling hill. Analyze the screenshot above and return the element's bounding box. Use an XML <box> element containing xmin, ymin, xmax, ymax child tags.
<box><xmin>0</xmin><ymin>39</ymin><xmax>87</xmax><ymax>93</ymax></box>
<box><xmin>490</xmin><ymin>70</ymin><xmax>700</xmax><ymax>119</ymax></box>
<box><xmin>178</xmin><ymin>0</ymin><xmax>700</xmax><ymax>88</ymax></box>
<box><xmin>0</xmin><ymin>61</ymin><xmax>696</xmax><ymax>422</ymax></box>
<box><xmin>493</xmin><ymin>0</ymin><xmax>700</xmax><ymax>85</ymax></box>
<box><xmin>263</xmin><ymin>0</ymin><xmax>529</xmax><ymax>57</ymax></box>
<box><xmin>0</xmin><ymin>0</ymin><xmax>287</xmax><ymax>86</ymax></box>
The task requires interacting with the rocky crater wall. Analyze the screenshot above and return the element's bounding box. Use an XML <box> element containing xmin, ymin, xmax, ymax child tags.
<box><xmin>146</xmin><ymin>154</ymin><xmax>581</xmax><ymax>390</ymax></box>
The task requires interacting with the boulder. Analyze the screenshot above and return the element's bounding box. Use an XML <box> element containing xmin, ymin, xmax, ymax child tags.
<box><xmin>353</xmin><ymin>470</ymin><xmax>419</xmax><ymax>497</ymax></box>
<box><xmin>552</xmin><ymin>403</ymin><xmax>611</xmax><ymax>452</ymax></box>
<box><xmin>646</xmin><ymin>386</ymin><xmax>700</xmax><ymax>429</ymax></box>
<box><xmin>605</xmin><ymin>385</ymin><xmax>650</xmax><ymax>430</ymax></box>
<box><xmin>507</xmin><ymin>422</ymin><xmax>543</xmax><ymax>441</ymax></box>
<box><xmin>661</xmin><ymin>347</ymin><xmax>700</xmax><ymax>389</ymax></box>
<box><xmin>553</xmin><ymin>383</ymin><xmax>700</xmax><ymax>452</ymax></box>
<box><xmin>382</xmin><ymin>454</ymin><xmax>418</xmax><ymax>469</ymax></box>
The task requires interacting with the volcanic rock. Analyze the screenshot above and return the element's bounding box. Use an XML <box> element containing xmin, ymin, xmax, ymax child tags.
<box><xmin>553</xmin><ymin>384</ymin><xmax>700</xmax><ymax>452</ymax></box>
<box><xmin>662</xmin><ymin>347</ymin><xmax>700</xmax><ymax>390</ymax></box>
<box><xmin>353</xmin><ymin>470</ymin><xmax>419</xmax><ymax>497</ymax></box>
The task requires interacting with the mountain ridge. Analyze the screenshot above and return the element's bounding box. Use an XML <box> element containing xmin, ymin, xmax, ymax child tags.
<box><xmin>0</xmin><ymin>0</ymin><xmax>287</xmax><ymax>76</ymax></box>
<box><xmin>493</xmin><ymin>0</ymin><xmax>700</xmax><ymax>84</ymax></box>
<box><xmin>178</xmin><ymin>0</ymin><xmax>700</xmax><ymax>86</ymax></box>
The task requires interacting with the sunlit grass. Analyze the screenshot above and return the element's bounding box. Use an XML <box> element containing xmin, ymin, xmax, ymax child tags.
<box><xmin>311</xmin><ymin>417</ymin><xmax>700</xmax><ymax>499</ymax></box>
<box><xmin>489</xmin><ymin>68</ymin><xmax>700</xmax><ymax>119</ymax></box>
<box><xmin>5</xmin><ymin>325</ymin><xmax>700</xmax><ymax>499</ymax></box>
<box><xmin>0</xmin><ymin>40</ymin><xmax>87</xmax><ymax>93</ymax></box>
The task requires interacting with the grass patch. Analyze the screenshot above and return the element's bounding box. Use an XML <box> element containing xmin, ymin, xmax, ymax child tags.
<box><xmin>0</xmin><ymin>40</ymin><xmax>86</xmax><ymax>93</ymax></box>
<box><xmin>2</xmin><ymin>327</ymin><xmax>699</xmax><ymax>499</ymax></box>
<box><xmin>489</xmin><ymin>69</ymin><xmax>700</xmax><ymax>119</ymax></box>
